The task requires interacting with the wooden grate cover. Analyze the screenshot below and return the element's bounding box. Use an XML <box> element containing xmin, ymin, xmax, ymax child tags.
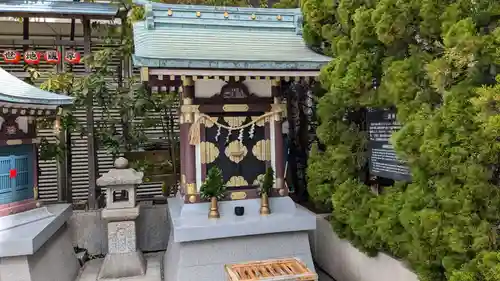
<box><xmin>225</xmin><ymin>258</ymin><xmax>318</xmax><ymax>281</ymax></box>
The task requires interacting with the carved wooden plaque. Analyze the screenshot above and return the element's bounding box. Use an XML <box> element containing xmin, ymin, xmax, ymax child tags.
<box><xmin>220</xmin><ymin>82</ymin><xmax>251</xmax><ymax>99</ymax></box>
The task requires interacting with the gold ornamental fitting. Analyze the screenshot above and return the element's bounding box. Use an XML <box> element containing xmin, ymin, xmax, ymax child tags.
<box><xmin>186</xmin><ymin>183</ymin><xmax>196</xmax><ymax>195</ymax></box>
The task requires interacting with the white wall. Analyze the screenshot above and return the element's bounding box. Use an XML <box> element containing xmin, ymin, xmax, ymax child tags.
<box><xmin>311</xmin><ymin>214</ymin><xmax>420</xmax><ymax>281</ymax></box>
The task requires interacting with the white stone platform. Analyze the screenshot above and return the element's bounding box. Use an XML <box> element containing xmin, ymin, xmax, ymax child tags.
<box><xmin>0</xmin><ymin>204</ymin><xmax>80</xmax><ymax>281</ymax></box>
<box><xmin>76</xmin><ymin>252</ymin><xmax>162</xmax><ymax>281</ymax></box>
<box><xmin>164</xmin><ymin>196</ymin><xmax>317</xmax><ymax>281</ymax></box>
<box><xmin>170</xmin><ymin>196</ymin><xmax>316</xmax><ymax>242</ymax></box>
<box><xmin>0</xmin><ymin>204</ymin><xmax>72</xmax><ymax>256</ymax></box>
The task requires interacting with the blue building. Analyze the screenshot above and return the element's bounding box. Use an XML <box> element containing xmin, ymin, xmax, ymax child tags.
<box><xmin>0</xmin><ymin>67</ymin><xmax>73</xmax><ymax>216</ymax></box>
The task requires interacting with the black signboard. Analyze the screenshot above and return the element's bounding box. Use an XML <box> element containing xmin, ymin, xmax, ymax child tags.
<box><xmin>367</xmin><ymin>108</ymin><xmax>411</xmax><ymax>182</ymax></box>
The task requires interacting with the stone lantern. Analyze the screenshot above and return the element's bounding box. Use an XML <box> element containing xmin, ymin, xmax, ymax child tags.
<box><xmin>96</xmin><ymin>157</ymin><xmax>146</xmax><ymax>279</ymax></box>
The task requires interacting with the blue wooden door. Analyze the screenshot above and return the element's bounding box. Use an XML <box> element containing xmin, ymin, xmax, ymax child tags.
<box><xmin>13</xmin><ymin>155</ymin><xmax>33</xmax><ymax>201</ymax></box>
<box><xmin>0</xmin><ymin>157</ymin><xmax>13</xmax><ymax>204</ymax></box>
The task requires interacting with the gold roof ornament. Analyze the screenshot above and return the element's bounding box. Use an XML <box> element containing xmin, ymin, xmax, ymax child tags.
<box><xmin>224</xmin><ymin>11</ymin><xmax>229</xmax><ymax>18</ymax></box>
<box><xmin>167</xmin><ymin>8</ymin><xmax>173</xmax><ymax>16</ymax></box>
<box><xmin>276</xmin><ymin>15</ymin><xmax>282</xmax><ymax>20</ymax></box>
<box><xmin>251</xmin><ymin>14</ymin><xmax>256</xmax><ymax>20</ymax></box>
<box><xmin>196</xmin><ymin>11</ymin><xmax>201</xmax><ymax>17</ymax></box>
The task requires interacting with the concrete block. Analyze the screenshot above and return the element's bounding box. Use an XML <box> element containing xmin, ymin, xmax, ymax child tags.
<box><xmin>0</xmin><ymin>256</ymin><xmax>30</xmax><ymax>281</ymax></box>
<box><xmin>69</xmin><ymin>210</ymin><xmax>107</xmax><ymax>255</ymax></box>
<box><xmin>0</xmin><ymin>224</ymin><xmax>80</xmax><ymax>281</ymax></box>
<box><xmin>108</xmin><ymin>221</ymin><xmax>137</xmax><ymax>254</ymax></box>
<box><xmin>164</xmin><ymin>231</ymin><xmax>315</xmax><ymax>281</ymax></box>
<box><xmin>0</xmin><ymin>204</ymin><xmax>72</xmax><ymax>257</ymax></box>
<box><xmin>137</xmin><ymin>205</ymin><xmax>169</xmax><ymax>252</ymax></box>
<box><xmin>69</xmin><ymin>205</ymin><xmax>170</xmax><ymax>255</ymax></box>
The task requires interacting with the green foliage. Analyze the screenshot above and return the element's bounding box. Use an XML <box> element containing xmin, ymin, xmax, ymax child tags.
<box><xmin>304</xmin><ymin>0</ymin><xmax>500</xmax><ymax>280</ymax></box>
<box><xmin>261</xmin><ymin>167</ymin><xmax>275</xmax><ymax>195</ymax></box>
<box><xmin>449</xmin><ymin>251</ymin><xmax>500</xmax><ymax>281</ymax></box>
<box><xmin>31</xmin><ymin>0</ymin><xmax>180</xmax><ymax>162</ymax></box>
<box><xmin>35</xmin><ymin>0</ymin><xmax>277</xmax><ymax>161</ymax></box>
<box><xmin>200</xmin><ymin>167</ymin><xmax>227</xmax><ymax>200</ymax></box>
<box><xmin>272</xmin><ymin>0</ymin><xmax>298</xmax><ymax>8</ymax></box>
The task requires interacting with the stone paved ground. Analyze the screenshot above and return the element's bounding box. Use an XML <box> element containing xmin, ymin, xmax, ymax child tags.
<box><xmin>76</xmin><ymin>252</ymin><xmax>334</xmax><ymax>281</ymax></box>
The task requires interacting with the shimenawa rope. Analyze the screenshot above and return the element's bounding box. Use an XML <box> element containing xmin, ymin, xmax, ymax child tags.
<box><xmin>189</xmin><ymin>111</ymin><xmax>281</xmax><ymax>145</ymax></box>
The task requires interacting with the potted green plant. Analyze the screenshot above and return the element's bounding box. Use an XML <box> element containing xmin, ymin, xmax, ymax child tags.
<box><xmin>200</xmin><ymin>167</ymin><xmax>226</xmax><ymax>219</ymax></box>
<box><xmin>258</xmin><ymin>167</ymin><xmax>274</xmax><ymax>215</ymax></box>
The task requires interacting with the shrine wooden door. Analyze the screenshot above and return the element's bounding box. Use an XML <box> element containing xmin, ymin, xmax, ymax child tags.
<box><xmin>0</xmin><ymin>157</ymin><xmax>11</xmax><ymax>204</ymax></box>
<box><xmin>202</xmin><ymin>115</ymin><xmax>271</xmax><ymax>189</ymax></box>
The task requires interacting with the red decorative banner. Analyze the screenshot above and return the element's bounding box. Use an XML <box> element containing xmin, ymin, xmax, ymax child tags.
<box><xmin>2</xmin><ymin>50</ymin><xmax>21</xmax><ymax>63</ymax></box>
<box><xmin>44</xmin><ymin>50</ymin><xmax>61</xmax><ymax>64</ymax></box>
<box><xmin>64</xmin><ymin>50</ymin><xmax>80</xmax><ymax>64</ymax></box>
<box><xmin>24</xmin><ymin>50</ymin><xmax>41</xmax><ymax>65</ymax></box>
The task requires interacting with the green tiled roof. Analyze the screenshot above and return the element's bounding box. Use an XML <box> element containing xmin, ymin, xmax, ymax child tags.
<box><xmin>132</xmin><ymin>2</ymin><xmax>331</xmax><ymax>70</ymax></box>
<box><xmin>0</xmin><ymin>67</ymin><xmax>73</xmax><ymax>106</ymax></box>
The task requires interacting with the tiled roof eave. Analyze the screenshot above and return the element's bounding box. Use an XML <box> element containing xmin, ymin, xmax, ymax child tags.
<box><xmin>0</xmin><ymin>0</ymin><xmax>119</xmax><ymax>19</ymax></box>
<box><xmin>0</xmin><ymin>93</ymin><xmax>73</xmax><ymax>107</ymax></box>
<box><xmin>133</xmin><ymin>56</ymin><xmax>329</xmax><ymax>70</ymax></box>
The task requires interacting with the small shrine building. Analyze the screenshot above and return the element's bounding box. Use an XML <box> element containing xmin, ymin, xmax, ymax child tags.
<box><xmin>133</xmin><ymin>2</ymin><xmax>331</xmax><ymax>204</ymax></box>
<box><xmin>133</xmin><ymin>2</ymin><xmax>331</xmax><ymax>280</ymax></box>
<box><xmin>0</xmin><ymin>67</ymin><xmax>73</xmax><ymax>216</ymax></box>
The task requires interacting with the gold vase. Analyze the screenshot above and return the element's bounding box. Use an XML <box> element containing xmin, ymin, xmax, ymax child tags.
<box><xmin>259</xmin><ymin>193</ymin><xmax>271</xmax><ymax>215</ymax></box>
<box><xmin>208</xmin><ymin>197</ymin><xmax>220</xmax><ymax>219</ymax></box>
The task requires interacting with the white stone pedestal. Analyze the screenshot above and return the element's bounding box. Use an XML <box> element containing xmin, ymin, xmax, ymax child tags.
<box><xmin>0</xmin><ymin>204</ymin><xmax>80</xmax><ymax>281</ymax></box>
<box><xmin>164</xmin><ymin>196</ymin><xmax>317</xmax><ymax>281</ymax></box>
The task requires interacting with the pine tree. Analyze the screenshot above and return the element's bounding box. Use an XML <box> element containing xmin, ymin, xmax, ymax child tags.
<box><xmin>303</xmin><ymin>0</ymin><xmax>500</xmax><ymax>280</ymax></box>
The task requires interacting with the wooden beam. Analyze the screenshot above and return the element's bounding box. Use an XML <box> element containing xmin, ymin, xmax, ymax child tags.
<box><xmin>22</xmin><ymin>18</ymin><xmax>29</xmax><ymax>51</ymax></box>
<box><xmin>84</xmin><ymin>17</ymin><xmax>99</xmax><ymax>210</ymax></box>
<box><xmin>55</xmin><ymin>34</ymin><xmax>70</xmax><ymax>204</ymax></box>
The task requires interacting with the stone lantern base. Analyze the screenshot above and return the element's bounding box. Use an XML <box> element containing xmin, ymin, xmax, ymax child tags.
<box><xmin>97</xmin><ymin>212</ymin><xmax>147</xmax><ymax>279</ymax></box>
<box><xmin>98</xmin><ymin>251</ymin><xmax>146</xmax><ymax>279</ymax></box>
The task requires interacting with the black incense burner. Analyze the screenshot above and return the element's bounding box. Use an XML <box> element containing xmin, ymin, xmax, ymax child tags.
<box><xmin>234</xmin><ymin>206</ymin><xmax>244</xmax><ymax>216</ymax></box>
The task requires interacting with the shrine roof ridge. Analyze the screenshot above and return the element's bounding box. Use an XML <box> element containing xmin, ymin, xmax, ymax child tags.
<box><xmin>137</xmin><ymin>1</ymin><xmax>302</xmax><ymax>32</ymax></box>
<box><xmin>0</xmin><ymin>67</ymin><xmax>74</xmax><ymax>107</ymax></box>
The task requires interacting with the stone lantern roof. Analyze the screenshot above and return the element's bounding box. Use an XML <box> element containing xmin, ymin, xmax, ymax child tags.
<box><xmin>96</xmin><ymin>157</ymin><xmax>144</xmax><ymax>187</ymax></box>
